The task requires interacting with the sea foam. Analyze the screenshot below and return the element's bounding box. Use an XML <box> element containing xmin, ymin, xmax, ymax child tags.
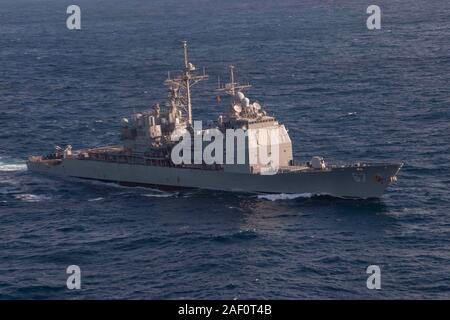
<box><xmin>0</xmin><ymin>160</ymin><xmax>27</xmax><ymax>172</ymax></box>
<box><xmin>14</xmin><ymin>194</ymin><xmax>51</xmax><ymax>202</ymax></box>
<box><xmin>257</xmin><ymin>193</ymin><xmax>313</xmax><ymax>201</ymax></box>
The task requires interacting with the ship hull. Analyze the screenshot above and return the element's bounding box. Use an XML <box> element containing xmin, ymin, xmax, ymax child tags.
<box><xmin>27</xmin><ymin>158</ymin><xmax>402</xmax><ymax>199</ymax></box>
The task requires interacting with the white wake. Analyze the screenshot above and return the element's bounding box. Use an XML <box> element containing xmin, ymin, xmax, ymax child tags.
<box><xmin>257</xmin><ymin>193</ymin><xmax>313</xmax><ymax>201</ymax></box>
<box><xmin>0</xmin><ymin>158</ymin><xmax>27</xmax><ymax>172</ymax></box>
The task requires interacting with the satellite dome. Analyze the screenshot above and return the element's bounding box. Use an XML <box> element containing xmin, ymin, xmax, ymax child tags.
<box><xmin>237</xmin><ymin>92</ymin><xmax>245</xmax><ymax>101</ymax></box>
<box><xmin>243</xmin><ymin>98</ymin><xmax>250</xmax><ymax>107</ymax></box>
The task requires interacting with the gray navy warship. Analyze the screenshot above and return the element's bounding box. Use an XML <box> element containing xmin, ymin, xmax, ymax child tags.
<box><xmin>27</xmin><ymin>42</ymin><xmax>402</xmax><ymax>198</ymax></box>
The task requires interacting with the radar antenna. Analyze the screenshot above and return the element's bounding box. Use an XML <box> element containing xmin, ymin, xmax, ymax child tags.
<box><xmin>217</xmin><ymin>65</ymin><xmax>252</xmax><ymax>100</ymax></box>
<box><xmin>164</xmin><ymin>41</ymin><xmax>209</xmax><ymax>126</ymax></box>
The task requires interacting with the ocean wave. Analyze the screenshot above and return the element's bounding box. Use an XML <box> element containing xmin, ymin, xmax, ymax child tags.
<box><xmin>88</xmin><ymin>197</ymin><xmax>104</xmax><ymax>202</ymax></box>
<box><xmin>210</xmin><ymin>229</ymin><xmax>259</xmax><ymax>243</ymax></box>
<box><xmin>141</xmin><ymin>192</ymin><xmax>178</xmax><ymax>198</ymax></box>
<box><xmin>0</xmin><ymin>160</ymin><xmax>27</xmax><ymax>172</ymax></box>
<box><xmin>257</xmin><ymin>193</ymin><xmax>313</xmax><ymax>201</ymax></box>
<box><xmin>14</xmin><ymin>194</ymin><xmax>51</xmax><ymax>202</ymax></box>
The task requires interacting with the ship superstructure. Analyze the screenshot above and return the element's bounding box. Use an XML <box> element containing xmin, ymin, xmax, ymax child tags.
<box><xmin>27</xmin><ymin>42</ymin><xmax>402</xmax><ymax>198</ymax></box>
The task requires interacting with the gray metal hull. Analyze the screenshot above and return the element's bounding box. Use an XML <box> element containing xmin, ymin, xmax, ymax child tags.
<box><xmin>27</xmin><ymin>159</ymin><xmax>402</xmax><ymax>198</ymax></box>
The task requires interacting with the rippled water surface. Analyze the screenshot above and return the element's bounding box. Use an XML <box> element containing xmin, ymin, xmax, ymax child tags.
<box><xmin>1</xmin><ymin>0</ymin><xmax>450</xmax><ymax>299</ymax></box>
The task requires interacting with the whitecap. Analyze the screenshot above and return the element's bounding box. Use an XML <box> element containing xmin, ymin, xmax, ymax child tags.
<box><xmin>257</xmin><ymin>193</ymin><xmax>312</xmax><ymax>201</ymax></box>
<box><xmin>141</xmin><ymin>193</ymin><xmax>177</xmax><ymax>198</ymax></box>
<box><xmin>0</xmin><ymin>162</ymin><xmax>27</xmax><ymax>172</ymax></box>
<box><xmin>14</xmin><ymin>194</ymin><xmax>51</xmax><ymax>202</ymax></box>
<box><xmin>88</xmin><ymin>197</ymin><xmax>104</xmax><ymax>202</ymax></box>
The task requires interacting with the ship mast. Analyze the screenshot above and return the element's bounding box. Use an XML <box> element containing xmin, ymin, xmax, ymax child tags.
<box><xmin>164</xmin><ymin>41</ymin><xmax>208</xmax><ymax>126</ymax></box>
<box><xmin>182</xmin><ymin>41</ymin><xmax>193</xmax><ymax>124</ymax></box>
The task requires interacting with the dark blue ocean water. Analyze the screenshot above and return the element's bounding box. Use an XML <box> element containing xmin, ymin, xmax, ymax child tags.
<box><xmin>1</xmin><ymin>0</ymin><xmax>450</xmax><ymax>299</ymax></box>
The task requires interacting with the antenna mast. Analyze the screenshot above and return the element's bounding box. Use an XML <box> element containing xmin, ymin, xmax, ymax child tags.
<box><xmin>217</xmin><ymin>65</ymin><xmax>252</xmax><ymax>100</ymax></box>
<box><xmin>164</xmin><ymin>41</ymin><xmax>208</xmax><ymax>126</ymax></box>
